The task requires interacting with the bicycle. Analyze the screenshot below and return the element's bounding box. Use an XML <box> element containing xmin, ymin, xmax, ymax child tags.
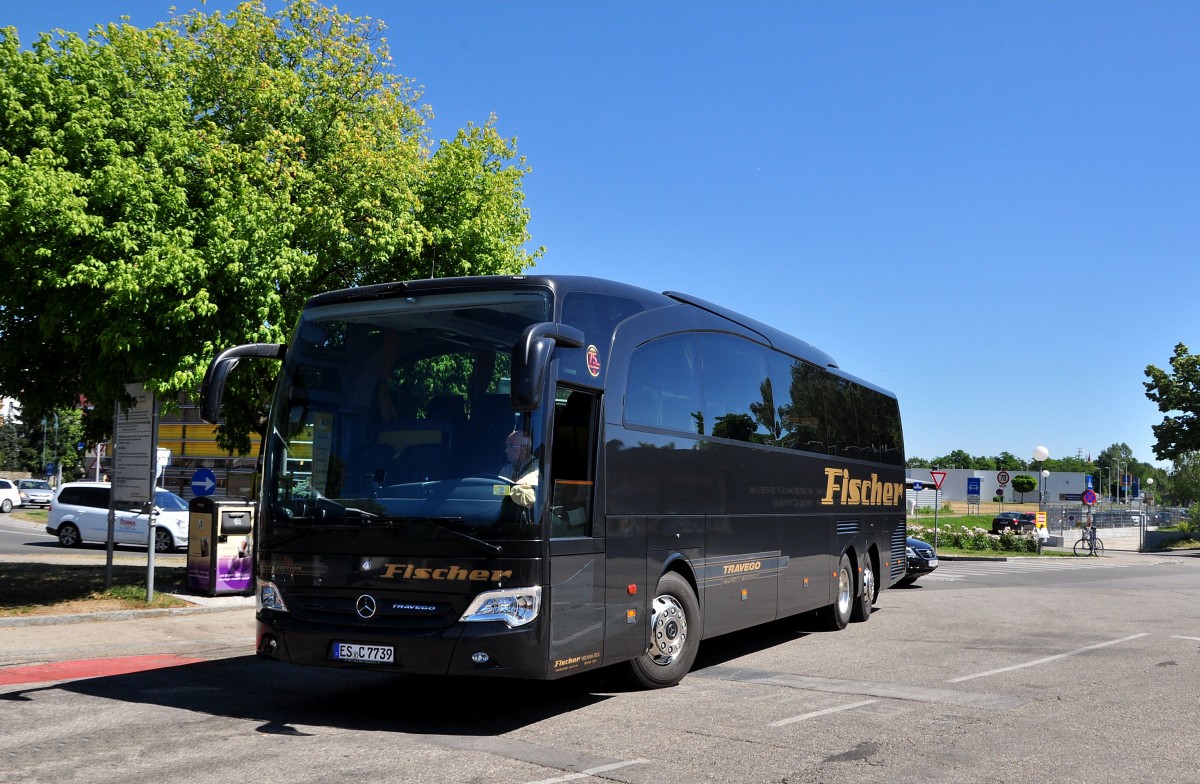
<box><xmin>1072</xmin><ymin>525</ymin><xmax>1104</xmax><ymax>557</ymax></box>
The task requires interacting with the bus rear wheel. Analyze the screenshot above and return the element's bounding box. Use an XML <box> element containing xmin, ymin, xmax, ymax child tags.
<box><xmin>851</xmin><ymin>557</ymin><xmax>875</xmax><ymax>623</ymax></box>
<box><xmin>817</xmin><ymin>554</ymin><xmax>854</xmax><ymax>631</ymax></box>
<box><xmin>626</xmin><ymin>572</ymin><xmax>701</xmax><ymax>689</ymax></box>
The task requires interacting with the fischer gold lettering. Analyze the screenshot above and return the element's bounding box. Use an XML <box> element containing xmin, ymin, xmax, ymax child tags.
<box><xmin>380</xmin><ymin>563</ymin><xmax>514</xmax><ymax>582</ymax></box>
<box><xmin>821</xmin><ymin>467</ymin><xmax>845</xmax><ymax>505</ymax></box>
<box><xmin>820</xmin><ymin>467</ymin><xmax>905</xmax><ymax>508</ymax></box>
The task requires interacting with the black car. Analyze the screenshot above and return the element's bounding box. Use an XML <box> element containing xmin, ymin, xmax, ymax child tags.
<box><xmin>899</xmin><ymin>536</ymin><xmax>937</xmax><ymax>586</ymax></box>
<box><xmin>992</xmin><ymin>512</ymin><xmax>1036</xmax><ymax>534</ymax></box>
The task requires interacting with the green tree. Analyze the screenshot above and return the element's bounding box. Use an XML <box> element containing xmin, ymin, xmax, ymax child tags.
<box><xmin>1145</xmin><ymin>343</ymin><xmax>1200</xmax><ymax>462</ymax></box>
<box><xmin>1096</xmin><ymin>443</ymin><xmax>1135</xmax><ymax>501</ymax></box>
<box><xmin>1166</xmin><ymin>453</ymin><xmax>1200</xmax><ymax>507</ymax></box>
<box><xmin>1010</xmin><ymin>473</ymin><xmax>1037</xmax><ymax>503</ymax></box>
<box><xmin>0</xmin><ymin>1</ymin><xmax>540</xmax><ymax>453</ymax></box>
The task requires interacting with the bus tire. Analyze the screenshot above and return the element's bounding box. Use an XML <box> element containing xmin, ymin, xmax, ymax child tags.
<box><xmin>851</xmin><ymin>556</ymin><xmax>875</xmax><ymax>623</ymax></box>
<box><xmin>817</xmin><ymin>554</ymin><xmax>853</xmax><ymax>631</ymax></box>
<box><xmin>626</xmin><ymin>572</ymin><xmax>701</xmax><ymax>689</ymax></box>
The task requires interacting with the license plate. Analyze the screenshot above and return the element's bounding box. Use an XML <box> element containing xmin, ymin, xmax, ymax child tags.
<box><xmin>331</xmin><ymin>642</ymin><xmax>394</xmax><ymax>664</ymax></box>
<box><xmin>928</xmin><ymin>558</ymin><xmax>939</xmax><ymax>567</ymax></box>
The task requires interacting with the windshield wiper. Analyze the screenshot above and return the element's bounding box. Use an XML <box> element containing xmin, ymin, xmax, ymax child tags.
<box><xmin>389</xmin><ymin>517</ymin><xmax>503</xmax><ymax>557</ymax></box>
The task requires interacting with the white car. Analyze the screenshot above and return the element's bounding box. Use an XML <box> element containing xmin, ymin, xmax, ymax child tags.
<box><xmin>46</xmin><ymin>482</ymin><xmax>190</xmax><ymax>552</ymax></box>
<box><xmin>0</xmin><ymin>478</ymin><xmax>20</xmax><ymax>513</ymax></box>
<box><xmin>17</xmin><ymin>478</ymin><xmax>53</xmax><ymax>508</ymax></box>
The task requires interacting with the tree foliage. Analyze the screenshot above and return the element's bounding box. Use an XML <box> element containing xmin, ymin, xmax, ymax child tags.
<box><xmin>0</xmin><ymin>1</ymin><xmax>540</xmax><ymax>452</ymax></box>
<box><xmin>1145</xmin><ymin>343</ymin><xmax>1200</xmax><ymax>462</ymax></box>
<box><xmin>1010</xmin><ymin>473</ymin><xmax>1037</xmax><ymax>502</ymax></box>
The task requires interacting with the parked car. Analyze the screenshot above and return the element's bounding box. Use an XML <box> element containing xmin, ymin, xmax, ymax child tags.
<box><xmin>17</xmin><ymin>478</ymin><xmax>53</xmax><ymax>508</ymax></box>
<box><xmin>0</xmin><ymin>478</ymin><xmax>20</xmax><ymax>513</ymax></box>
<box><xmin>46</xmin><ymin>482</ymin><xmax>190</xmax><ymax>552</ymax></box>
<box><xmin>992</xmin><ymin>512</ymin><xmax>1036</xmax><ymax>534</ymax></box>
<box><xmin>898</xmin><ymin>536</ymin><xmax>938</xmax><ymax>586</ymax></box>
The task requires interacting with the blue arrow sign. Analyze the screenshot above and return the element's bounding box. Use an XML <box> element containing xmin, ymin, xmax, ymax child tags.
<box><xmin>191</xmin><ymin>468</ymin><xmax>217</xmax><ymax>497</ymax></box>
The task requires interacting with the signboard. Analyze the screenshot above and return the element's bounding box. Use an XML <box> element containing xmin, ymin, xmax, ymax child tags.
<box><xmin>1082</xmin><ymin>489</ymin><xmax>1098</xmax><ymax>506</ymax></box>
<box><xmin>191</xmin><ymin>468</ymin><xmax>218</xmax><ymax>498</ymax></box>
<box><xmin>930</xmin><ymin>470</ymin><xmax>947</xmax><ymax>490</ymax></box>
<box><xmin>112</xmin><ymin>382</ymin><xmax>157</xmax><ymax>508</ymax></box>
<box><xmin>967</xmin><ymin>477</ymin><xmax>981</xmax><ymax>504</ymax></box>
<box><xmin>912</xmin><ymin>481</ymin><xmax>923</xmax><ymax>491</ymax></box>
<box><xmin>997</xmin><ymin>471</ymin><xmax>1010</xmax><ymax>486</ymax></box>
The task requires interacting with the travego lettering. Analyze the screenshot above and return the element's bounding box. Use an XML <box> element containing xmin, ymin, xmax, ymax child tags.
<box><xmin>382</xmin><ymin>563</ymin><xmax>514</xmax><ymax>582</ymax></box>
<box><xmin>820</xmin><ymin>467</ymin><xmax>904</xmax><ymax>507</ymax></box>
<box><xmin>722</xmin><ymin>561</ymin><xmax>762</xmax><ymax>575</ymax></box>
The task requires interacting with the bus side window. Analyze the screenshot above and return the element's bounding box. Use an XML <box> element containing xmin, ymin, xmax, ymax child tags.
<box><xmin>624</xmin><ymin>334</ymin><xmax>701</xmax><ymax>434</ymax></box>
<box><xmin>550</xmin><ymin>388</ymin><xmax>598</xmax><ymax>537</ymax></box>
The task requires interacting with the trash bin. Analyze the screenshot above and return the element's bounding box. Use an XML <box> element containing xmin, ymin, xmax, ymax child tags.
<box><xmin>187</xmin><ymin>497</ymin><xmax>255</xmax><ymax>596</ymax></box>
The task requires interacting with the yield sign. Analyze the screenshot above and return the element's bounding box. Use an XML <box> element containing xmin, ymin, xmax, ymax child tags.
<box><xmin>930</xmin><ymin>470</ymin><xmax>947</xmax><ymax>490</ymax></box>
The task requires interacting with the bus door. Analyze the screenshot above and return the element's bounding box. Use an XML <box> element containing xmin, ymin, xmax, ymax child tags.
<box><xmin>545</xmin><ymin>386</ymin><xmax>607</xmax><ymax>678</ymax></box>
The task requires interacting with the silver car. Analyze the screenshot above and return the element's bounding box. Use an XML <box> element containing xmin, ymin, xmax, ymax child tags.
<box><xmin>46</xmin><ymin>482</ymin><xmax>190</xmax><ymax>552</ymax></box>
<box><xmin>17</xmin><ymin>479</ymin><xmax>53</xmax><ymax>508</ymax></box>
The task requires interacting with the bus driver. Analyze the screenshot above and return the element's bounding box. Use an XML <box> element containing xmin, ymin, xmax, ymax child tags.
<box><xmin>501</xmin><ymin>430</ymin><xmax>538</xmax><ymax>508</ymax></box>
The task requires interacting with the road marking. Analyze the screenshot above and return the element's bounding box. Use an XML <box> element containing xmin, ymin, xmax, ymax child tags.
<box><xmin>525</xmin><ymin>759</ymin><xmax>648</xmax><ymax>784</ymax></box>
<box><xmin>930</xmin><ymin>559</ymin><xmax>1135</xmax><ymax>578</ymax></box>
<box><xmin>1172</xmin><ymin>636</ymin><xmax>1200</xmax><ymax>642</ymax></box>
<box><xmin>947</xmin><ymin>633</ymin><xmax>1150</xmax><ymax>683</ymax></box>
<box><xmin>769</xmin><ymin>699</ymin><xmax>880</xmax><ymax>726</ymax></box>
<box><xmin>697</xmin><ymin>665</ymin><xmax>1027</xmax><ymax>709</ymax></box>
<box><xmin>0</xmin><ymin>654</ymin><xmax>203</xmax><ymax>686</ymax></box>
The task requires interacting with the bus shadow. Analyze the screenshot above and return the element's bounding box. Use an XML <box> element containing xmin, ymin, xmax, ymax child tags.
<box><xmin>7</xmin><ymin>656</ymin><xmax>612</xmax><ymax>736</ymax></box>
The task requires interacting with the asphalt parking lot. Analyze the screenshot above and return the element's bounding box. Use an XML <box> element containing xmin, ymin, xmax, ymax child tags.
<box><xmin>4</xmin><ymin>545</ymin><xmax>1200</xmax><ymax>784</ymax></box>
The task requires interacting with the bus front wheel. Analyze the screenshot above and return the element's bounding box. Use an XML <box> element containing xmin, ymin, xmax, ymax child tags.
<box><xmin>627</xmin><ymin>572</ymin><xmax>701</xmax><ymax>689</ymax></box>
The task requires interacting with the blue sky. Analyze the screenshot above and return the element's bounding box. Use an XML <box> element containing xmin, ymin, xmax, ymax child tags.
<box><xmin>6</xmin><ymin>1</ymin><xmax>1198</xmax><ymax>468</ymax></box>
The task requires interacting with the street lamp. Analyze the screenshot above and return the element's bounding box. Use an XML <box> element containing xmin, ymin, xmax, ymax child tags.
<box><xmin>1114</xmin><ymin>460</ymin><xmax>1126</xmax><ymax>505</ymax></box>
<box><xmin>1032</xmin><ymin>445</ymin><xmax>1049</xmax><ymax>511</ymax></box>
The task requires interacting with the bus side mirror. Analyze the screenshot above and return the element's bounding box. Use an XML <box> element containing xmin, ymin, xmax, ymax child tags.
<box><xmin>511</xmin><ymin>323</ymin><xmax>584</xmax><ymax>412</ymax></box>
<box><xmin>200</xmin><ymin>343</ymin><xmax>286</xmax><ymax>424</ymax></box>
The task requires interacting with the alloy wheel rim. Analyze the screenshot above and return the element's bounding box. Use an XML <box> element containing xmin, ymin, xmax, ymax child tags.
<box><xmin>648</xmin><ymin>594</ymin><xmax>688</xmax><ymax>666</ymax></box>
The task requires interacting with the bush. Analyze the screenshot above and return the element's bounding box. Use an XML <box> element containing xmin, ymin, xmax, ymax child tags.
<box><xmin>907</xmin><ymin>523</ymin><xmax>1040</xmax><ymax>554</ymax></box>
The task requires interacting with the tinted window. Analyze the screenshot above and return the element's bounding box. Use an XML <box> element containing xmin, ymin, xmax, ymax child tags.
<box><xmin>698</xmin><ymin>333</ymin><xmax>773</xmax><ymax>444</ymax></box>
<box><xmin>59</xmin><ymin>486</ymin><xmax>110</xmax><ymax>509</ymax></box>
<box><xmin>769</xmin><ymin>354</ymin><xmax>826</xmax><ymax>452</ymax></box>
<box><xmin>626</xmin><ymin>334</ymin><xmax>703</xmax><ymax>434</ymax></box>
<box><xmin>0</xmin><ymin>480</ymin><xmax>11</xmax><ymax>489</ymax></box>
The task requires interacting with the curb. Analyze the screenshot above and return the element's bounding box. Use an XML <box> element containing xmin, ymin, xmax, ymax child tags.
<box><xmin>938</xmin><ymin>554</ymin><xmax>1007</xmax><ymax>562</ymax></box>
<box><xmin>0</xmin><ymin>602</ymin><xmax>253</xmax><ymax>628</ymax></box>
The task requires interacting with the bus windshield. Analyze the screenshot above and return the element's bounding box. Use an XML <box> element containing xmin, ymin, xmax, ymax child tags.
<box><xmin>262</xmin><ymin>288</ymin><xmax>551</xmax><ymax>542</ymax></box>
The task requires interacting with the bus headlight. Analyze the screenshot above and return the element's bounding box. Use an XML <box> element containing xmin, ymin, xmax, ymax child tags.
<box><xmin>257</xmin><ymin>577</ymin><xmax>289</xmax><ymax>613</ymax></box>
<box><xmin>460</xmin><ymin>586</ymin><xmax>541</xmax><ymax>627</ymax></box>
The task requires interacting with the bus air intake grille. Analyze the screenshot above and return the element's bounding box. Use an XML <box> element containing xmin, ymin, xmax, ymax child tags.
<box><xmin>836</xmin><ymin>521</ymin><xmax>860</xmax><ymax>536</ymax></box>
<box><xmin>890</xmin><ymin>527</ymin><xmax>907</xmax><ymax>580</ymax></box>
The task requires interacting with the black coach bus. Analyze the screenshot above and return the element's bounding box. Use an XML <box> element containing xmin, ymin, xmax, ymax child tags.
<box><xmin>200</xmin><ymin>275</ymin><xmax>905</xmax><ymax>688</ymax></box>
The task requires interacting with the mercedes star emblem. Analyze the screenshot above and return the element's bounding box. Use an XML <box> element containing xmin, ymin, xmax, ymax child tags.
<box><xmin>355</xmin><ymin>594</ymin><xmax>378</xmax><ymax>619</ymax></box>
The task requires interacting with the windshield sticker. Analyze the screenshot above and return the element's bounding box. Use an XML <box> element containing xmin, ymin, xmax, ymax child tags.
<box><xmin>586</xmin><ymin>345</ymin><xmax>601</xmax><ymax>377</ymax></box>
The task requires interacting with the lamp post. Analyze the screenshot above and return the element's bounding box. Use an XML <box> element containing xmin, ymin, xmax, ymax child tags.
<box><xmin>1142</xmin><ymin>477</ymin><xmax>1155</xmax><ymax>551</ymax></box>
<box><xmin>1114</xmin><ymin>460</ymin><xmax>1126</xmax><ymax>506</ymax></box>
<box><xmin>1032</xmin><ymin>445</ymin><xmax>1049</xmax><ymax>511</ymax></box>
